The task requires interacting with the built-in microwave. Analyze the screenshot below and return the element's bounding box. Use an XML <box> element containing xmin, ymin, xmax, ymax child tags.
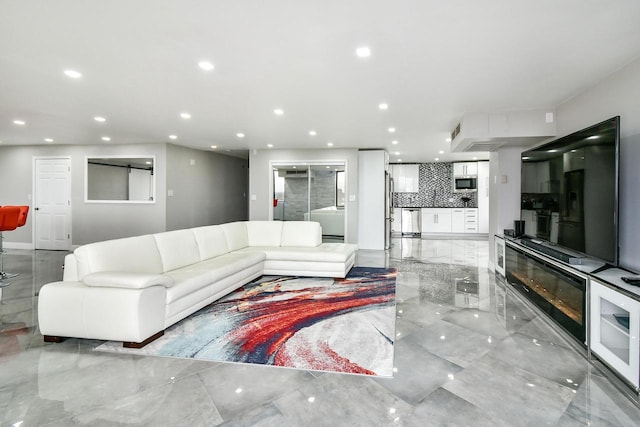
<box><xmin>454</xmin><ymin>177</ymin><xmax>477</xmax><ymax>192</ymax></box>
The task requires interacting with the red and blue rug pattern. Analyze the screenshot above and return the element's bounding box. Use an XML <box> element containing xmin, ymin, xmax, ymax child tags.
<box><xmin>95</xmin><ymin>267</ymin><xmax>397</xmax><ymax>377</ymax></box>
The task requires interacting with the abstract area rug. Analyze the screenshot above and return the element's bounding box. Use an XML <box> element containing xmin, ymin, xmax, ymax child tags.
<box><xmin>95</xmin><ymin>267</ymin><xmax>397</xmax><ymax>377</ymax></box>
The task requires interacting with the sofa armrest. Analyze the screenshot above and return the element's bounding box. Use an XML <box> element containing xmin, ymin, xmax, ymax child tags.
<box><xmin>82</xmin><ymin>272</ymin><xmax>174</xmax><ymax>289</ymax></box>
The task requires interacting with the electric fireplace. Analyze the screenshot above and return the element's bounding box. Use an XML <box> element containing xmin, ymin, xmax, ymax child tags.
<box><xmin>505</xmin><ymin>243</ymin><xmax>587</xmax><ymax>344</ymax></box>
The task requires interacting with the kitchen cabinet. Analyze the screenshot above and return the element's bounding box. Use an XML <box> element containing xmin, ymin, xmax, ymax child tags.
<box><xmin>464</xmin><ymin>208</ymin><xmax>478</xmax><ymax>233</ymax></box>
<box><xmin>391</xmin><ymin>208</ymin><xmax>402</xmax><ymax>233</ymax></box>
<box><xmin>590</xmin><ymin>279</ymin><xmax>640</xmax><ymax>389</ymax></box>
<box><xmin>422</xmin><ymin>208</ymin><xmax>452</xmax><ymax>233</ymax></box>
<box><xmin>453</xmin><ymin>162</ymin><xmax>478</xmax><ymax>177</ymax></box>
<box><xmin>451</xmin><ymin>208</ymin><xmax>465</xmax><ymax>232</ymax></box>
<box><xmin>391</xmin><ymin>164</ymin><xmax>419</xmax><ymax>193</ymax></box>
<box><xmin>452</xmin><ymin>208</ymin><xmax>478</xmax><ymax>233</ymax></box>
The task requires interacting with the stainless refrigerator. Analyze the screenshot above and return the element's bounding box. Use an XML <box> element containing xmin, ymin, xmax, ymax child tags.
<box><xmin>385</xmin><ymin>172</ymin><xmax>393</xmax><ymax>250</ymax></box>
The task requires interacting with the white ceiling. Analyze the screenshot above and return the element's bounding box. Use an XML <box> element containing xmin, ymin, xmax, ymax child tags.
<box><xmin>1</xmin><ymin>0</ymin><xmax>640</xmax><ymax>163</ymax></box>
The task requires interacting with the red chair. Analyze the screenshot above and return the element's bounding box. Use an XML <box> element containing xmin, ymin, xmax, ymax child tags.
<box><xmin>0</xmin><ymin>206</ymin><xmax>29</xmax><ymax>280</ymax></box>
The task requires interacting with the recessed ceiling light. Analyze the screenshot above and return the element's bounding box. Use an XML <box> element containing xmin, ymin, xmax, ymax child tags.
<box><xmin>309</xmin><ymin>130</ymin><xmax>317</xmax><ymax>136</ymax></box>
<box><xmin>44</xmin><ymin>138</ymin><xmax>54</xmax><ymax>142</ymax></box>
<box><xmin>64</xmin><ymin>69</ymin><xmax>82</xmax><ymax>79</ymax></box>
<box><xmin>101</xmin><ymin>136</ymin><xmax>111</xmax><ymax>141</ymax></box>
<box><xmin>446</xmin><ymin>137</ymin><xmax>452</xmax><ymax>143</ymax></box>
<box><xmin>522</xmin><ymin>156</ymin><xmax>530</xmax><ymax>160</ymax></box>
<box><xmin>548</xmin><ymin>149</ymin><xmax>558</xmax><ymax>153</ymax></box>
<box><xmin>267</xmin><ymin>144</ymin><xmax>274</xmax><ymax>148</ymax></box>
<box><xmin>94</xmin><ymin>116</ymin><xmax>106</xmax><ymax>122</ymax></box>
<box><xmin>145</xmin><ymin>161</ymin><xmax>152</xmax><ymax>165</ymax></box>
<box><xmin>397</xmin><ymin>159</ymin><xmax>402</xmax><ymax>162</ymax></box>
<box><xmin>355</xmin><ymin>46</ymin><xmax>371</xmax><ymax>58</ymax></box>
<box><xmin>180</xmin><ymin>112</ymin><xmax>191</xmax><ymax>119</ymax></box>
<box><xmin>435</xmin><ymin>158</ymin><xmax>440</xmax><ymax>161</ymax></box>
<box><xmin>13</xmin><ymin>119</ymin><xmax>25</xmax><ymax>125</ymax></box>
<box><xmin>274</xmin><ymin>108</ymin><xmax>284</xmax><ymax>116</ymax></box>
<box><xmin>169</xmin><ymin>134</ymin><xmax>177</xmax><ymax>140</ymax></box>
<box><xmin>378</xmin><ymin>103</ymin><xmax>388</xmax><ymax>110</ymax></box>
<box><xmin>392</xmin><ymin>140</ymin><xmax>398</xmax><ymax>145</ymax></box>
<box><xmin>326</xmin><ymin>166</ymin><xmax>330</xmax><ymax>169</ymax></box>
<box><xmin>327</xmin><ymin>142</ymin><xmax>334</xmax><ymax>147</ymax></box>
<box><xmin>388</xmin><ymin>127</ymin><xmax>396</xmax><ymax>133</ymax></box>
<box><xmin>587</xmin><ymin>135</ymin><xmax>600</xmax><ymax>140</ymax></box>
<box><xmin>210</xmin><ymin>145</ymin><xmax>217</xmax><ymax>149</ymax></box>
<box><xmin>394</xmin><ymin>151</ymin><xmax>400</xmax><ymax>155</ymax></box>
<box><xmin>236</xmin><ymin>133</ymin><xmax>245</xmax><ymax>138</ymax></box>
<box><xmin>472</xmin><ymin>156</ymin><xmax>478</xmax><ymax>160</ymax></box>
<box><xmin>439</xmin><ymin>150</ymin><xmax>444</xmax><ymax>154</ymax></box>
<box><xmin>198</xmin><ymin>61</ymin><xmax>214</xmax><ymax>71</ymax></box>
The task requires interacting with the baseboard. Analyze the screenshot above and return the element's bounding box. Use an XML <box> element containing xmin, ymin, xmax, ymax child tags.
<box><xmin>2</xmin><ymin>242</ymin><xmax>34</xmax><ymax>250</ymax></box>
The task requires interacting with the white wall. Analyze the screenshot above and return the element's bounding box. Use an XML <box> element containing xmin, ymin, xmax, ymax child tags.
<box><xmin>248</xmin><ymin>148</ymin><xmax>359</xmax><ymax>244</ymax></box>
<box><xmin>556</xmin><ymin>57</ymin><xmax>640</xmax><ymax>271</ymax></box>
<box><xmin>358</xmin><ymin>150</ymin><xmax>386</xmax><ymax>250</ymax></box>
<box><xmin>488</xmin><ymin>147</ymin><xmax>522</xmax><ymax>268</ymax></box>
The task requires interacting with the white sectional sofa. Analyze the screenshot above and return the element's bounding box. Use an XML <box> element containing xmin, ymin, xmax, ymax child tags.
<box><xmin>38</xmin><ymin>221</ymin><xmax>357</xmax><ymax>348</ymax></box>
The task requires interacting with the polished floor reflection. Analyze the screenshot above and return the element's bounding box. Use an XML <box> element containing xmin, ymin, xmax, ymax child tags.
<box><xmin>1</xmin><ymin>239</ymin><xmax>639</xmax><ymax>426</ymax></box>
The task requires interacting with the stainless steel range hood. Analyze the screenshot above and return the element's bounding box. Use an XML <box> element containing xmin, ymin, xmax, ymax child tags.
<box><xmin>450</xmin><ymin>109</ymin><xmax>557</xmax><ymax>153</ymax></box>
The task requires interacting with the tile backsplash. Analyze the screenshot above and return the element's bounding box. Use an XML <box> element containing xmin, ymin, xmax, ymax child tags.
<box><xmin>392</xmin><ymin>163</ymin><xmax>477</xmax><ymax>208</ymax></box>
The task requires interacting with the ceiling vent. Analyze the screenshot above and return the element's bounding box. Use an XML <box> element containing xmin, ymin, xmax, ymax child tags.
<box><xmin>279</xmin><ymin>170</ymin><xmax>308</xmax><ymax>178</ymax></box>
<box><xmin>450</xmin><ymin>110</ymin><xmax>557</xmax><ymax>153</ymax></box>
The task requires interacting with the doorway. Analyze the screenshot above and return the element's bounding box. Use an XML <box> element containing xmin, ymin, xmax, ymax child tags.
<box><xmin>33</xmin><ymin>157</ymin><xmax>72</xmax><ymax>250</ymax></box>
<box><xmin>272</xmin><ymin>162</ymin><xmax>346</xmax><ymax>242</ymax></box>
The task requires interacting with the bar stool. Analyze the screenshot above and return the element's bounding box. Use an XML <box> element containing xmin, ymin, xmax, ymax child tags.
<box><xmin>0</xmin><ymin>206</ymin><xmax>29</xmax><ymax>281</ymax></box>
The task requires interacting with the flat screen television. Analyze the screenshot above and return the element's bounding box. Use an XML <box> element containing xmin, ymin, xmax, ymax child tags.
<box><xmin>520</xmin><ymin>116</ymin><xmax>620</xmax><ymax>265</ymax></box>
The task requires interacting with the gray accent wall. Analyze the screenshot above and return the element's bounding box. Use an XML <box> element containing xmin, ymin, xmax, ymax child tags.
<box><xmin>0</xmin><ymin>143</ymin><xmax>167</xmax><ymax>246</ymax></box>
<box><xmin>165</xmin><ymin>144</ymin><xmax>249</xmax><ymax>231</ymax></box>
<box><xmin>556</xmin><ymin>57</ymin><xmax>640</xmax><ymax>271</ymax></box>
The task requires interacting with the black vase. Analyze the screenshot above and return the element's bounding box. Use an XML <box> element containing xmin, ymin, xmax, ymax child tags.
<box><xmin>514</xmin><ymin>220</ymin><xmax>525</xmax><ymax>237</ymax></box>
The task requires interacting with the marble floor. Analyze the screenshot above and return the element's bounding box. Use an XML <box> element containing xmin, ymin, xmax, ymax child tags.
<box><xmin>1</xmin><ymin>238</ymin><xmax>639</xmax><ymax>426</ymax></box>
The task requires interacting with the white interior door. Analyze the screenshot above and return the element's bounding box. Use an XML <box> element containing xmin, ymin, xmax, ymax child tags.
<box><xmin>34</xmin><ymin>158</ymin><xmax>72</xmax><ymax>250</ymax></box>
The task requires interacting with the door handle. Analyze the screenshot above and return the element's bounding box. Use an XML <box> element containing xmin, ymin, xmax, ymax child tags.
<box><xmin>35</xmin><ymin>207</ymin><xmax>40</xmax><ymax>211</ymax></box>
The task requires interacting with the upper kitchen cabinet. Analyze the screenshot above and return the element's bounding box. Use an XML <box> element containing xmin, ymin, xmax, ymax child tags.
<box><xmin>453</xmin><ymin>162</ymin><xmax>478</xmax><ymax>177</ymax></box>
<box><xmin>392</xmin><ymin>164</ymin><xmax>419</xmax><ymax>193</ymax></box>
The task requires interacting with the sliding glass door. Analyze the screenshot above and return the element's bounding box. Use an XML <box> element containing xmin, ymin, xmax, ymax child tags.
<box><xmin>272</xmin><ymin>162</ymin><xmax>345</xmax><ymax>242</ymax></box>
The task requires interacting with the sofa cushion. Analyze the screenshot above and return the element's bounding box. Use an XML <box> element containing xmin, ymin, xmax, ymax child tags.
<box><xmin>83</xmin><ymin>272</ymin><xmax>174</xmax><ymax>289</ymax></box>
<box><xmin>246</xmin><ymin>221</ymin><xmax>284</xmax><ymax>247</ymax></box>
<box><xmin>192</xmin><ymin>225</ymin><xmax>229</xmax><ymax>260</ymax></box>
<box><xmin>74</xmin><ymin>235</ymin><xmax>163</xmax><ymax>279</ymax></box>
<box><xmin>239</xmin><ymin>243</ymin><xmax>357</xmax><ymax>263</ymax></box>
<box><xmin>153</xmin><ymin>229</ymin><xmax>201</xmax><ymax>272</ymax></box>
<box><xmin>202</xmin><ymin>251</ymin><xmax>266</xmax><ymax>281</ymax></box>
<box><xmin>164</xmin><ymin>251</ymin><xmax>265</xmax><ymax>304</ymax></box>
<box><xmin>281</xmin><ymin>221</ymin><xmax>322</xmax><ymax>247</ymax></box>
<box><xmin>220</xmin><ymin>222</ymin><xmax>249</xmax><ymax>251</ymax></box>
